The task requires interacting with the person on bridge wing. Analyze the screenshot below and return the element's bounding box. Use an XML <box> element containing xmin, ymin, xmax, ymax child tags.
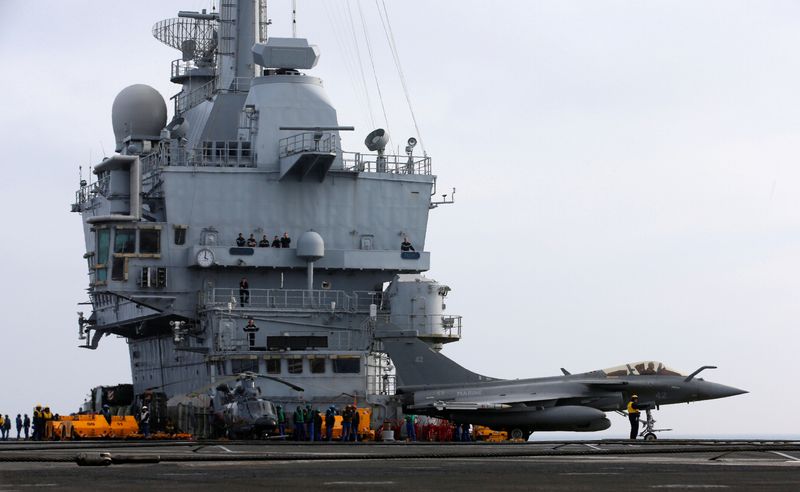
<box><xmin>400</xmin><ymin>237</ymin><xmax>415</xmax><ymax>252</ymax></box>
<box><xmin>627</xmin><ymin>394</ymin><xmax>642</xmax><ymax>439</ymax></box>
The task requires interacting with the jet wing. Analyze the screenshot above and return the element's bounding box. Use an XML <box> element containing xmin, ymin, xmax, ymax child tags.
<box><xmin>411</xmin><ymin>391</ymin><xmax>576</xmax><ymax>411</ymax></box>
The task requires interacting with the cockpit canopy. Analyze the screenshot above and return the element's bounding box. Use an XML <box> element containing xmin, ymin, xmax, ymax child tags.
<box><xmin>602</xmin><ymin>361</ymin><xmax>684</xmax><ymax>377</ymax></box>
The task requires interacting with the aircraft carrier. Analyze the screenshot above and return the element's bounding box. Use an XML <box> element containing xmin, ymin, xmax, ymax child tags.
<box><xmin>71</xmin><ymin>0</ymin><xmax>456</xmax><ymax>430</ymax></box>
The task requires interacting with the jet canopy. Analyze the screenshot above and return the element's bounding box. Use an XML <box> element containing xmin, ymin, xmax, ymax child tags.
<box><xmin>602</xmin><ymin>361</ymin><xmax>684</xmax><ymax>377</ymax></box>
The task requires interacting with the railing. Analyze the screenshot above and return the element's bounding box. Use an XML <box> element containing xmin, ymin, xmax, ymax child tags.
<box><xmin>373</xmin><ymin>313</ymin><xmax>462</xmax><ymax>339</ymax></box>
<box><xmin>279</xmin><ymin>132</ymin><xmax>340</xmax><ymax>157</ymax></box>
<box><xmin>173</xmin><ymin>78</ymin><xmax>215</xmax><ymax>114</ymax></box>
<box><xmin>205</xmin><ymin>288</ymin><xmax>361</xmax><ymax>312</ymax></box>
<box><xmin>172</xmin><ymin>75</ymin><xmax>252</xmax><ymax>115</ymax></box>
<box><xmin>140</xmin><ymin>141</ymin><xmax>256</xmax><ymax>175</ymax></box>
<box><xmin>74</xmin><ymin>175</ymin><xmax>110</xmax><ymax>206</ymax></box>
<box><xmin>342</xmin><ymin>151</ymin><xmax>432</xmax><ymax>175</ymax></box>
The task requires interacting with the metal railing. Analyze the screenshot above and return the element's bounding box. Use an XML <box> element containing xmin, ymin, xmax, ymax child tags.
<box><xmin>205</xmin><ymin>288</ymin><xmax>359</xmax><ymax>312</ymax></box>
<box><xmin>140</xmin><ymin>141</ymin><xmax>256</xmax><ymax>175</ymax></box>
<box><xmin>279</xmin><ymin>132</ymin><xmax>340</xmax><ymax>157</ymax></box>
<box><xmin>173</xmin><ymin>78</ymin><xmax>215</xmax><ymax>114</ymax></box>
<box><xmin>74</xmin><ymin>175</ymin><xmax>110</xmax><ymax>206</ymax></box>
<box><xmin>342</xmin><ymin>152</ymin><xmax>432</xmax><ymax>175</ymax></box>
<box><xmin>373</xmin><ymin>313</ymin><xmax>462</xmax><ymax>339</ymax></box>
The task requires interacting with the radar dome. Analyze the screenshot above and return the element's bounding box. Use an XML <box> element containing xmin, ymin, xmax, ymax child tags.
<box><xmin>296</xmin><ymin>231</ymin><xmax>325</xmax><ymax>261</ymax></box>
<box><xmin>111</xmin><ymin>84</ymin><xmax>167</xmax><ymax>150</ymax></box>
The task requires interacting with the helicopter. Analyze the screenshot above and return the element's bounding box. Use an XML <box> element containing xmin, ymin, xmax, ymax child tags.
<box><xmin>193</xmin><ymin>372</ymin><xmax>304</xmax><ymax>439</ymax></box>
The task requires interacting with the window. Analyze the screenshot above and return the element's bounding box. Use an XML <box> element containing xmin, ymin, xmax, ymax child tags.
<box><xmin>231</xmin><ymin>358</ymin><xmax>258</xmax><ymax>374</ymax></box>
<box><xmin>114</xmin><ymin>229</ymin><xmax>135</xmax><ymax>253</ymax></box>
<box><xmin>332</xmin><ymin>358</ymin><xmax>360</xmax><ymax>374</ymax></box>
<box><xmin>310</xmin><ymin>358</ymin><xmax>326</xmax><ymax>374</ymax></box>
<box><xmin>265</xmin><ymin>358</ymin><xmax>281</xmax><ymax>374</ymax></box>
<box><xmin>174</xmin><ymin>227</ymin><xmax>187</xmax><ymax>245</ymax></box>
<box><xmin>97</xmin><ymin>229</ymin><xmax>110</xmax><ymax>264</ymax></box>
<box><xmin>111</xmin><ymin>257</ymin><xmax>127</xmax><ymax>281</ymax></box>
<box><xmin>287</xmin><ymin>358</ymin><xmax>303</xmax><ymax>374</ymax></box>
<box><xmin>139</xmin><ymin>229</ymin><xmax>160</xmax><ymax>254</ymax></box>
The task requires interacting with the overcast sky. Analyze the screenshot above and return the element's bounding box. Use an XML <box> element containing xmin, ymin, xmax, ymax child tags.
<box><xmin>1</xmin><ymin>0</ymin><xmax>798</xmax><ymax>438</ymax></box>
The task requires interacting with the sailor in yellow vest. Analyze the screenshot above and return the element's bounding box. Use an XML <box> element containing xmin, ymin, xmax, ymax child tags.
<box><xmin>32</xmin><ymin>405</ymin><xmax>43</xmax><ymax>440</ymax></box>
<box><xmin>627</xmin><ymin>395</ymin><xmax>642</xmax><ymax>439</ymax></box>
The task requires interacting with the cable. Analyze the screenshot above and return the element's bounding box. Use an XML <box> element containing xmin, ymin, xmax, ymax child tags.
<box><xmin>355</xmin><ymin>0</ymin><xmax>392</xmax><ymax>144</ymax></box>
<box><xmin>377</xmin><ymin>0</ymin><xmax>426</xmax><ymax>155</ymax></box>
<box><xmin>345</xmin><ymin>0</ymin><xmax>377</xmax><ymax>129</ymax></box>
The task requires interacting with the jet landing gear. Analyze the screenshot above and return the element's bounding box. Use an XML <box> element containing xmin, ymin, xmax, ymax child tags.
<box><xmin>509</xmin><ymin>428</ymin><xmax>532</xmax><ymax>441</ymax></box>
<box><xmin>638</xmin><ymin>409</ymin><xmax>672</xmax><ymax>441</ymax></box>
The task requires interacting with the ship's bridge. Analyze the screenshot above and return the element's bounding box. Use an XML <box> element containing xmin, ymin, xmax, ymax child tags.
<box><xmin>602</xmin><ymin>361</ymin><xmax>684</xmax><ymax>377</ymax></box>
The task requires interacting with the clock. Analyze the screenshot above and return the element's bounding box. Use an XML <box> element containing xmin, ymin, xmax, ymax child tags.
<box><xmin>196</xmin><ymin>248</ymin><xmax>214</xmax><ymax>267</ymax></box>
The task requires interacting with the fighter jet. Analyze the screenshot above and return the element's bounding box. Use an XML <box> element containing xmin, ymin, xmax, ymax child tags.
<box><xmin>381</xmin><ymin>337</ymin><xmax>746</xmax><ymax>440</ymax></box>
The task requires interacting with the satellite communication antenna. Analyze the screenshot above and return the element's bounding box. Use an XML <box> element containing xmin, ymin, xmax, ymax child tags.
<box><xmin>364</xmin><ymin>128</ymin><xmax>390</xmax><ymax>154</ymax></box>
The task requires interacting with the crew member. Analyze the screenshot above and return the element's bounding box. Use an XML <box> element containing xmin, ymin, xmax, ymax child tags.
<box><xmin>259</xmin><ymin>235</ymin><xmax>270</xmax><ymax>247</ymax></box>
<box><xmin>404</xmin><ymin>413</ymin><xmax>416</xmax><ymax>441</ymax></box>
<box><xmin>139</xmin><ymin>405</ymin><xmax>151</xmax><ymax>437</ymax></box>
<box><xmin>305</xmin><ymin>405</ymin><xmax>313</xmax><ymax>441</ymax></box>
<box><xmin>239</xmin><ymin>277</ymin><xmax>250</xmax><ymax>307</ymax></box>
<box><xmin>351</xmin><ymin>407</ymin><xmax>360</xmax><ymax>442</ymax></box>
<box><xmin>313</xmin><ymin>408</ymin><xmax>322</xmax><ymax>442</ymax></box>
<box><xmin>461</xmin><ymin>422</ymin><xmax>471</xmax><ymax>442</ymax></box>
<box><xmin>401</xmin><ymin>237</ymin><xmax>415</xmax><ymax>252</ymax></box>
<box><xmin>293</xmin><ymin>405</ymin><xmax>305</xmax><ymax>441</ymax></box>
<box><xmin>271</xmin><ymin>235</ymin><xmax>281</xmax><ymax>248</ymax></box>
<box><xmin>236</xmin><ymin>233</ymin><xmax>246</xmax><ymax>247</ymax></box>
<box><xmin>15</xmin><ymin>414</ymin><xmax>22</xmax><ymax>440</ymax></box>
<box><xmin>32</xmin><ymin>405</ymin><xmax>42</xmax><ymax>440</ymax></box>
<box><xmin>276</xmin><ymin>405</ymin><xmax>286</xmax><ymax>437</ymax></box>
<box><xmin>341</xmin><ymin>405</ymin><xmax>353</xmax><ymax>441</ymax></box>
<box><xmin>627</xmin><ymin>394</ymin><xmax>641</xmax><ymax>439</ymax></box>
<box><xmin>280</xmin><ymin>232</ymin><xmax>291</xmax><ymax>248</ymax></box>
<box><xmin>246</xmin><ymin>234</ymin><xmax>257</xmax><ymax>247</ymax></box>
<box><xmin>23</xmin><ymin>414</ymin><xmax>30</xmax><ymax>440</ymax></box>
<box><xmin>101</xmin><ymin>404</ymin><xmax>112</xmax><ymax>425</ymax></box>
<box><xmin>325</xmin><ymin>406</ymin><xmax>337</xmax><ymax>441</ymax></box>
<box><xmin>244</xmin><ymin>318</ymin><xmax>259</xmax><ymax>349</ymax></box>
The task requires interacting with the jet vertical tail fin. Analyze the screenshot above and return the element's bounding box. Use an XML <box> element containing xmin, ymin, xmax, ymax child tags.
<box><xmin>380</xmin><ymin>336</ymin><xmax>498</xmax><ymax>387</ymax></box>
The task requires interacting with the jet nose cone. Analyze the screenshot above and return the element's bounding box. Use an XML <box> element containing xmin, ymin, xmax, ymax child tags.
<box><xmin>705</xmin><ymin>382</ymin><xmax>748</xmax><ymax>400</ymax></box>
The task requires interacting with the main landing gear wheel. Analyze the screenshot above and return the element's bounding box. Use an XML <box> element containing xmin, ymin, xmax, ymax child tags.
<box><xmin>643</xmin><ymin>432</ymin><xmax>657</xmax><ymax>441</ymax></box>
<box><xmin>509</xmin><ymin>428</ymin><xmax>531</xmax><ymax>441</ymax></box>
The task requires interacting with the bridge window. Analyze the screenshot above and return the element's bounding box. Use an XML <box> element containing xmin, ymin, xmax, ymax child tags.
<box><xmin>173</xmin><ymin>225</ymin><xmax>187</xmax><ymax>245</ymax></box>
<box><xmin>139</xmin><ymin>229</ymin><xmax>160</xmax><ymax>254</ymax></box>
<box><xmin>332</xmin><ymin>357</ymin><xmax>360</xmax><ymax>374</ymax></box>
<box><xmin>287</xmin><ymin>358</ymin><xmax>303</xmax><ymax>374</ymax></box>
<box><xmin>111</xmin><ymin>257</ymin><xmax>127</xmax><ymax>281</ymax></box>
<box><xmin>114</xmin><ymin>228</ymin><xmax>135</xmax><ymax>254</ymax></box>
<box><xmin>310</xmin><ymin>358</ymin><xmax>326</xmax><ymax>374</ymax></box>
<box><xmin>95</xmin><ymin>228</ymin><xmax>110</xmax><ymax>283</ymax></box>
<box><xmin>265</xmin><ymin>358</ymin><xmax>281</xmax><ymax>374</ymax></box>
<box><xmin>231</xmin><ymin>358</ymin><xmax>258</xmax><ymax>374</ymax></box>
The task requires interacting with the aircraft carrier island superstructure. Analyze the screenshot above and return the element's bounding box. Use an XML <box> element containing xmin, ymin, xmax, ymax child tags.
<box><xmin>71</xmin><ymin>1</ymin><xmax>458</xmax><ymax>426</ymax></box>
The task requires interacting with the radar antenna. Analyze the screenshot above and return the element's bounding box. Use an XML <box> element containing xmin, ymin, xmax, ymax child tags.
<box><xmin>152</xmin><ymin>14</ymin><xmax>218</xmax><ymax>64</ymax></box>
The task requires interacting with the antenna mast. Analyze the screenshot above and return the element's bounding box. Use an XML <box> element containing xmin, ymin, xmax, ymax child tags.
<box><xmin>292</xmin><ymin>0</ymin><xmax>297</xmax><ymax>37</ymax></box>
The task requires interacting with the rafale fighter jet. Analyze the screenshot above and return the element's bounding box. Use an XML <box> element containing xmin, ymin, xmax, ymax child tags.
<box><xmin>381</xmin><ymin>337</ymin><xmax>746</xmax><ymax>440</ymax></box>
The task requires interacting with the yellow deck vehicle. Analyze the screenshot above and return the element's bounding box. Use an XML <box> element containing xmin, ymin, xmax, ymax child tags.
<box><xmin>473</xmin><ymin>425</ymin><xmax>508</xmax><ymax>442</ymax></box>
<box><xmin>46</xmin><ymin>414</ymin><xmax>139</xmax><ymax>440</ymax></box>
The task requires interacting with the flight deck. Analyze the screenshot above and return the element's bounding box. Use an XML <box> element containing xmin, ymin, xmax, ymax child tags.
<box><xmin>1</xmin><ymin>439</ymin><xmax>798</xmax><ymax>491</ymax></box>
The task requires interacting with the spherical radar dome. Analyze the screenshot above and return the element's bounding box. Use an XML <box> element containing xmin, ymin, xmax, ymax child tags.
<box><xmin>111</xmin><ymin>84</ymin><xmax>167</xmax><ymax>148</ymax></box>
<box><xmin>296</xmin><ymin>231</ymin><xmax>325</xmax><ymax>261</ymax></box>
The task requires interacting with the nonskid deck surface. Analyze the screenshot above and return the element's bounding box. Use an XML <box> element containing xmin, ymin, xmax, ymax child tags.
<box><xmin>1</xmin><ymin>440</ymin><xmax>799</xmax><ymax>491</ymax></box>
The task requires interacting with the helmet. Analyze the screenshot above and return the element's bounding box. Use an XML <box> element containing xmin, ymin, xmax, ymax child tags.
<box><xmin>103</xmin><ymin>404</ymin><xmax>109</xmax><ymax>409</ymax></box>
<box><xmin>632</xmin><ymin>394</ymin><xmax>639</xmax><ymax>399</ymax></box>
<box><xmin>142</xmin><ymin>406</ymin><xmax>148</xmax><ymax>410</ymax></box>
<box><xmin>35</xmin><ymin>404</ymin><xmax>41</xmax><ymax>409</ymax></box>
